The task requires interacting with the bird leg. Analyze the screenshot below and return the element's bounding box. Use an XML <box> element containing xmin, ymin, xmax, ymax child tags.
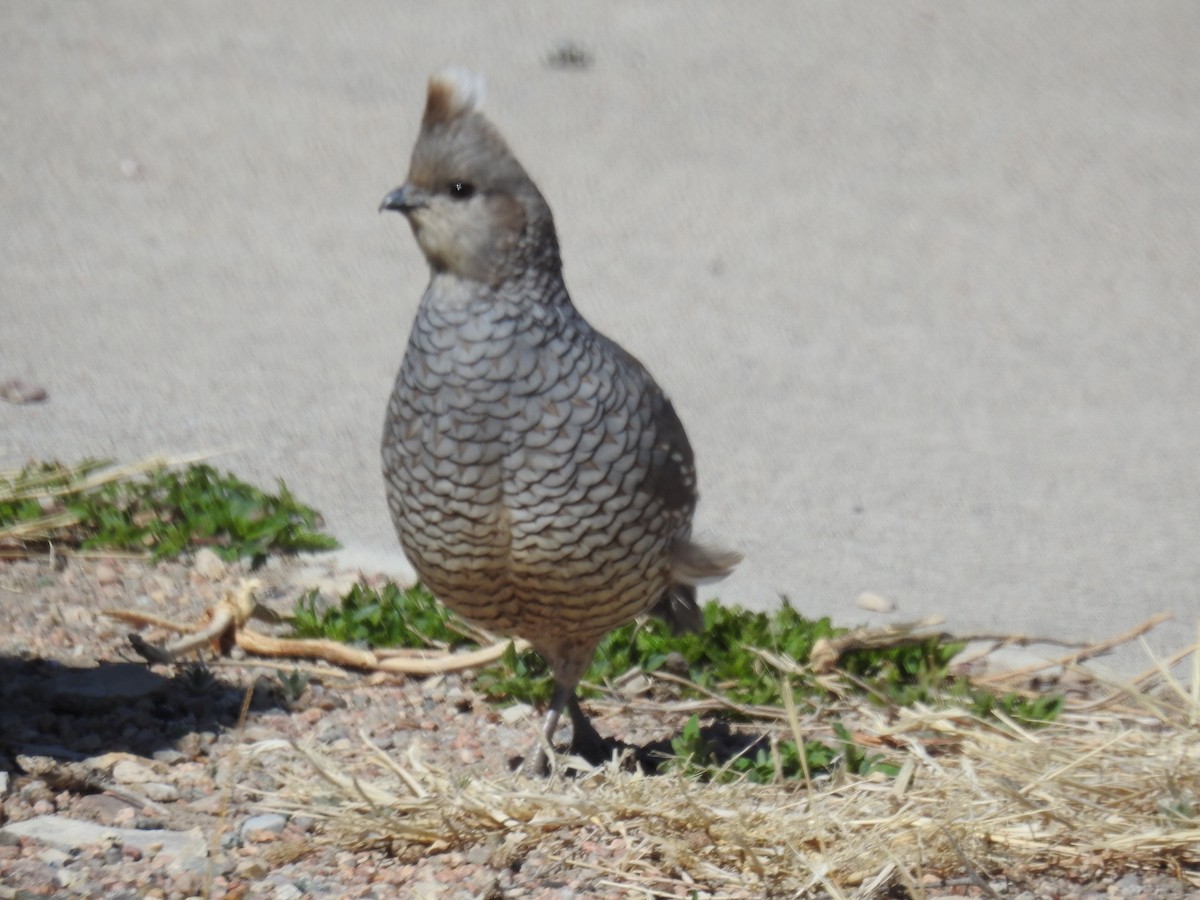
<box><xmin>529</xmin><ymin>682</ymin><xmax>612</xmax><ymax>773</ymax></box>
<box><xmin>530</xmin><ymin>681</ymin><xmax>572</xmax><ymax>774</ymax></box>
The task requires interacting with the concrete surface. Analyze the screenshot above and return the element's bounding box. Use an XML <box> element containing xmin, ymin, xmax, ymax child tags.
<box><xmin>3</xmin><ymin>2</ymin><xmax>1198</xmax><ymax>676</ymax></box>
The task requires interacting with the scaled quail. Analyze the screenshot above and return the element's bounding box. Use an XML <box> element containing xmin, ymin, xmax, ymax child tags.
<box><xmin>380</xmin><ymin>69</ymin><xmax>739</xmax><ymax>770</ymax></box>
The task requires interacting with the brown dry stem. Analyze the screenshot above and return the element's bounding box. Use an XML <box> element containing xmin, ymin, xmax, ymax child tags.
<box><xmin>106</xmin><ymin>578</ymin><xmax>526</xmax><ymax>675</ymax></box>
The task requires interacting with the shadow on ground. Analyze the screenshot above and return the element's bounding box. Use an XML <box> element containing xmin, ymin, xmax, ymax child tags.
<box><xmin>512</xmin><ymin>717</ymin><xmax>771</xmax><ymax>776</ymax></box>
<box><xmin>0</xmin><ymin>654</ymin><xmax>289</xmax><ymax>774</ymax></box>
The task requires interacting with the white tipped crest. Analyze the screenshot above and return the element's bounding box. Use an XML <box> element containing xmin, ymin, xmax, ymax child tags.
<box><xmin>424</xmin><ymin>66</ymin><xmax>486</xmax><ymax>124</ymax></box>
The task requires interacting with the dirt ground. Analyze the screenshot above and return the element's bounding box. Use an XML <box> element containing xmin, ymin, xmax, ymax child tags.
<box><xmin>1</xmin><ymin>553</ymin><xmax>1196</xmax><ymax>898</ymax></box>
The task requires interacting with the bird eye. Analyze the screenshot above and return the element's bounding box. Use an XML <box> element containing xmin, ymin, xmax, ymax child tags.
<box><xmin>449</xmin><ymin>181</ymin><xmax>476</xmax><ymax>200</ymax></box>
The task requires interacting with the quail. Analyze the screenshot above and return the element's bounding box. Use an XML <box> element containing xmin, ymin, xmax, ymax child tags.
<box><xmin>380</xmin><ymin>68</ymin><xmax>739</xmax><ymax>770</ymax></box>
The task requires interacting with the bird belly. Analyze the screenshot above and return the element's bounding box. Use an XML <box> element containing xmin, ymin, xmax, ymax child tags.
<box><xmin>383</xmin><ymin>308</ymin><xmax>681</xmax><ymax>649</ymax></box>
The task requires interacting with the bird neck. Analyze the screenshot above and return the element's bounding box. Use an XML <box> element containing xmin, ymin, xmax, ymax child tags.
<box><xmin>493</xmin><ymin>219</ymin><xmax>571</xmax><ymax>303</ymax></box>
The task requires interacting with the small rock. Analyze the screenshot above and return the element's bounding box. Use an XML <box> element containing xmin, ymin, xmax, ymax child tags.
<box><xmin>95</xmin><ymin>564</ymin><xmax>120</xmax><ymax>586</ymax></box>
<box><xmin>500</xmin><ymin>703</ymin><xmax>533</xmax><ymax>725</ymax></box>
<box><xmin>0</xmin><ymin>378</ymin><xmax>48</xmax><ymax>404</ymax></box>
<box><xmin>74</xmin><ymin>793</ymin><xmax>136</xmax><ymax>824</ymax></box>
<box><xmin>187</xmin><ymin>792</ymin><xmax>224</xmax><ymax>815</ymax></box>
<box><xmin>239</xmin><ymin>813</ymin><xmax>287</xmax><ymax>842</ymax></box>
<box><xmin>113</xmin><ymin>807</ymin><xmax>137</xmax><ymax>827</ymax></box>
<box><xmin>55</xmin><ymin>867</ymin><xmax>88</xmax><ymax>890</ymax></box>
<box><xmin>236</xmin><ymin>859</ymin><xmax>269</xmax><ymax>879</ymax></box>
<box><xmin>0</xmin><ymin>816</ymin><xmax>207</xmax><ymax>873</ymax></box>
<box><xmin>112</xmin><ymin>759</ymin><xmax>156</xmax><ymax>785</ymax></box>
<box><xmin>856</xmin><ymin>591</ymin><xmax>895</xmax><ymax>613</ymax></box>
<box><xmin>464</xmin><ymin>843</ymin><xmax>493</xmax><ymax>865</ymax></box>
<box><xmin>615</xmin><ymin>672</ymin><xmax>652</xmax><ymax>697</ymax></box>
<box><xmin>544</xmin><ymin>40</ymin><xmax>593</xmax><ymax>70</ymax></box>
<box><xmin>192</xmin><ymin>547</ymin><xmax>227</xmax><ymax>580</ymax></box>
<box><xmin>171</xmin><ymin>870</ymin><xmax>204</xmax><ymax>896</ymax></box>
<box><xmin>241</xmin><ymin>725</ymin><xmax>284</xmax><ymax>743</ymax></box>
<box><xmin>1114</xmin><ymin>873</ymin><xmax>1143</xmax><ymax>894</ymax></box>
<box><xmin>140</xmin><ymin>782</ymin><xmax>180</xmax><ymax>803</ymax></box>
<box><xmin>661</xmin><ymin>651</ymin><xmax>689</xmax><ymax>676</ymax></box>
<box><xmin>269</xmin><ymin>879</ymin><xmax>304</xmax><ymax>900</ymax></box>
<box><xmin>37</xmin><ymin>847</ymin><xmax>71</xmax><ymax>866</ymax></box>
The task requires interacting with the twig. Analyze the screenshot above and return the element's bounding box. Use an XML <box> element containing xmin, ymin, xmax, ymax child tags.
<box><xmin>109</xmin><ymin>579</ymin><xmax>528</xmax><ymax>674</ymax></box>
<box><xmin>973</xmin><ymin>612</ymin><xmax>1173</xmax><ymax>686</ymax></box>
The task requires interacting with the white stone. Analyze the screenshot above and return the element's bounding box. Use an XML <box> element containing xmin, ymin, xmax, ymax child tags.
<box><xmin>140</xmin><ymin>781</ymin><xmax>180</xmax><ymax>802</ymax></box>
<box><xmin>111</xmin><ymin>759</ymin><xmax>156</xmax><ymax>785</ymax></box>
<box><xmin>192</xmin><ymin>547</ymin><xmax>227</xmax><ymax>580</ymax></box>
<box><xmin>1</xmin><ymin>816</ymin><xmax>207</xmax><ymax>872</ymax></box>
<box><xmin>499</xmin><ymin>703</ymin><xmax>533</xmax><ymax>725</ymax></box>
<box><xmin>856</xmin><ymin>591</ymin><xmax>895</xmax><ymax>613</ymax></box>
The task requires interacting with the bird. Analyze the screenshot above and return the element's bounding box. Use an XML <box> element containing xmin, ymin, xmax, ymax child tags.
<box><xmin>379</xmin><ymin>68</ymin><xmax>739</xmax><ymax>771</ymax></box>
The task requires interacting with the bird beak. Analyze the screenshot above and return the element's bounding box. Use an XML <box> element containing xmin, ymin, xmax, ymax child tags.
<box><xmin>379</xmin><ymin>184</ymin><xmax>424</xmax><ymax>214</ymax></box>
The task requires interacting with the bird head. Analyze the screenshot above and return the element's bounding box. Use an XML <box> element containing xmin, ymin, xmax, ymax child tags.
<box><xmin>381</xmin><ymin>68</ymin><xmax>559</xmax><ymax>287</ymax></box>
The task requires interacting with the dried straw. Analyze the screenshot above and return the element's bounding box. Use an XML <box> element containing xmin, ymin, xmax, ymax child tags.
<box><xmin>257</xmin><ymin>633</ymin><xmax>1200</xmax><ymax>894</ymax></box>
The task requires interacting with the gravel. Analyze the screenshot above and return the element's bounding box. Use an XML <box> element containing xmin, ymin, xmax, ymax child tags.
<box><xmin>0</xmin><ymin>555</ymin><xmax>1194</xmax><ymax>898</ymax></box>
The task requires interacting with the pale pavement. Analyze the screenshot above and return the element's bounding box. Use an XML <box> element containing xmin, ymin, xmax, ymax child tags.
<box><xmin>3</xmin><ymin>2</ymin><xmax>1198</xmax><ymax>676</ymax></box>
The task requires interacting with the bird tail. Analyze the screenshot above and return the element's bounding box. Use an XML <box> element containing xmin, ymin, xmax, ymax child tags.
<box><xmin>670</xmin><ymin>538</ymin><xmax>743</xmax><ymax>583</ymax></box>
<box><xmin>648</xmin><ymin>538</ymin><xmax>742</xmax><ymax>635</ymax></box>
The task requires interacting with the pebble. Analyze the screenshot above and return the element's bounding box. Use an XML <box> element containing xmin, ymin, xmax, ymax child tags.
<box><xmin>856</xmin><ymin>591</ymin><xmax>896</xmax><ymax>613</ymax></box>
<box><xmin>37</xmin><ymin>847</ymin><xmax>71</xmax><ymax>866</ymax></box>
<box><xmin>268</xmin><ymin>878</ymin><xmax>304</xmax><ymax>900</ymax></box>
<box><xmin>239</xmin><ymin>813</ymin><xmax>288</xmax><ymax>842</ymax></box>
<box><xmin>55</xmin><ymin>867</ymin><xmax>89</xmax><ymax>889</ymax></box>
<box><xmin>295</xmin><ymin>565</ymin><xmax>359</xmax><ymax>600</ymax></box>
<box><xmin>94</xmin><ymin>564</ymin><xmax>120</xmax><ymax>586</ymax></box>
<box><xmin>236</xmin><ymin>859</ymin><xmax>269</xmax><ymax>879</ymax></box>
<box><xmin>192</xmin><ymin>547</ymin><xmax>227</xmax><ymax>580</ymax></box>
<box><xmin>141</xmin><ymin>782</ymin><xmax>181</xmax><ymax>802</ymax></box>
<box><xmin>112</xmin><ymin>759</ymin><xmax>157</xmax><ymax>785</ymax></box>
<box><xmin>1113</xmin><ymin>872</ymin><xmax>1145</xmax><ymax>895</ymax></box>
<box><xmin>112</xmin><ymin>807</ymin><xmax>137</xmax><ymax>827</ymax></box>
<box><xmin>0</xmin><ymin>377</ymin><xmax>48</xmax><ymax>404</ymax></box>
<box><xmin>1</xmin><ymin>816</ymin><xmax>208</xmax><ymax>873</ymax></box>
<box><xmin>499</xmin><ymin>703</ymin><xmax>533</xmax><ymax>725</ymax></box>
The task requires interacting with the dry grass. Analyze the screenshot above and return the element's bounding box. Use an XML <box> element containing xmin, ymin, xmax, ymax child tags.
<box><xmin>258</xmin><ymin>629</ymin><xmax>1200</xmax><ymax>896</ymax></box>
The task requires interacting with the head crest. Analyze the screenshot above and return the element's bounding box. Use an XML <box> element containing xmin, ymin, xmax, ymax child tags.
<box><xmin>423</xmin><ymin>67</ymin><xmax>487</xmax><ymax>126</ymax></box>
